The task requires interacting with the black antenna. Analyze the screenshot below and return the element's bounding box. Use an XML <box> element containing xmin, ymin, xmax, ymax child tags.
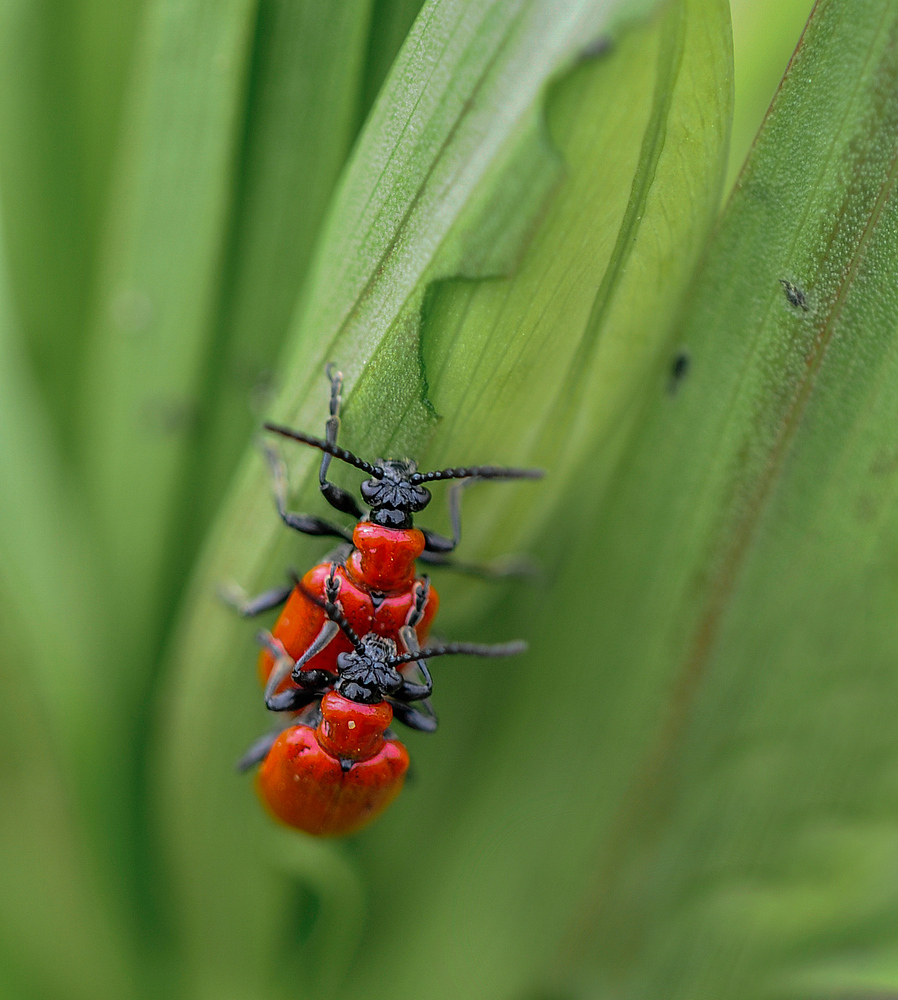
<box><xmin>412</xmin><ymin>466</ymin><xmax>543</xmax><ymax>484</ymax></box>
<box><xmin>264</xmin><ymin>423</ymin><xmax>382</xmax><ymax>477</ymax></box>
<box><xmin>389</xmin><ymin>640</ymin><xmax>527</xmax><ymax>665</ymax></box>
<box><xmin>298</xmin><ymin>570</ymin><xmax>366</xmax><ymax>654</ymax></box>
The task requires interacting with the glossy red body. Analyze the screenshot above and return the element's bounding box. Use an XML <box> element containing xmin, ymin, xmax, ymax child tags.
<box><xmin>257</xmin><ymin>692</ymin><xmax>409</xmax><ymax>836</ymax></box>
<box><xmin>258</xmin><ymin>521</ymin><xmax>439</xmax><ymax>689</ymax></box>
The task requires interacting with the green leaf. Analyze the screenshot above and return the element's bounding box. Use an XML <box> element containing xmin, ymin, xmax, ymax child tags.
<box><xmin>0</xmin><ymin>219</ymin><xmax>136</xmax><ymax>999</ymax></box>
<box><xmin>358</xmin><ymin>0</ymin><xmax>426</xmax><ymax>121</ymax></box>
<box><xmin>69</xmin><ymin>0</ymin><xmax>145</xmax><ymax>231</ymax></box>
<box><xmin>191</xmin><ymin>0</ymin><xmax>377</xmax><ymax>538</ymax></box>
<box><xmin>79</xmin><ymin>0</ymin><xmax>257</xmax><ymax>656</ymax></box>
<box><xmin>155</xmin><ymin>0</ymin><xmax>731</xmax><ymax>996</ymax></box>
<box><xmin>529</xmin><ymin>1</ymin><xmax>898</xmax><ymax>996</ymax></box>
<box><xmin>727</xmin><ymin>0</ymin><xmax>812</xmax><ymax>191</ymax></box>
<box><xmin>0</xmin><ymin>0</ymin><xmax>142</xmax><ymax>447</ymax></box>
<box><xmin>0</xmin><ymin>2</ymin><xmax>89</xmax><ymax>440</ymax></box>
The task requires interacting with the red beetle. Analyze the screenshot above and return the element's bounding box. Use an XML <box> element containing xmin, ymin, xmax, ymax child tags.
<box><xmin>232</xmin><ymin>366</ymin><xmax>541</xmax><ymax>702</ymax></box>
<box><xmin>250</xmin><ymin>571</ymin><xmax>525</xmax><ymax>836</ymax></box>
<box><xmin>255</xmin><ymin>520</ymin><xmax>439</xmax><ymax>699</ymax></box>
<box><xmin>257</xmin><ymin>693</ymin><xmax>410</xmax><ymax>837</ymax></box>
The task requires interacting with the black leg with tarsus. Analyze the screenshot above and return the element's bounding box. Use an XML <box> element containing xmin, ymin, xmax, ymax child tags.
<box><xmin>388</xmin><ymin>700</ymin><xmax>438</xmax><ymax>733</ymax></box>
<box><xmin>258</xmin><ymin>633</ymin><xmax>336</xmax><ymax>711</ymax></box>
<box><xmin>419</xmin><ymin>478</ymin><xmax>539</xmax><ymax>579</ymax></box>
<box><xmin>235</xmin><ymin>727</ymin><xmax>285</xmax><ymax>772</ymax></box>
<box><xmin>257</xmin><ymin>624</ymin><xmax>341</xmax><ymax>704</ymax></box>
<box><xmin>420</xmin><ymin>477</ymin><xmax>473</xmax><ymax>554</ymax></box>
<box><xmin>396</xmin><ymin>578</ymin><xmax>438</xmax><ymax>727</ymax></box>
<box><xmin>219</xmin><ymin>578</ymin><xmax>295</xmax><ymax>618</ymax></box>
<box><xmin>264</xmin><ymin>441</ymin><xmax>353</xmax><ymax>542</ymax></box>
<box><xmin>317</xmin><ymin>366</ymin><xmax>365</xmax><ymax>519</ymax></box>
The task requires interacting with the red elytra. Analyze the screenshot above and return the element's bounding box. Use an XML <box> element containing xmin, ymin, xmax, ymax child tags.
<box><xmin>257</xmin><ymin>692</ymin><xmax>409</xmax><ymax>836</ymax></box>
<box><xmin>257</xmin><ymin>520</ymin><xmax>439</xmax><ymax>691</ymax></box>
<box><xmin>240</xmin><ymin>366</ymin><xmax>539</xmax><ymax>837</ymax></box>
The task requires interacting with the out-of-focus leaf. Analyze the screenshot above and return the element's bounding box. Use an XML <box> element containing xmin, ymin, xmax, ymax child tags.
<box><xmin>155</xmin><ymin>0</ymin><xmax>730</xmax><ymax>997</ymax></box>
<box><xmin>79</xmin><ymin>0</ymin><xmax>256</xmax><ymax>656</ymax></box>
<box><xmin>69</xmin><ymin>0</ymin><xmax>146</xmax><ymax>232</ymax></box>
<box><xmin>189</xmin><ymin>0</ymin><xmax>375</xmax><ymax>541</ymax></box>
<box><xmin>0</xmin><ymin>1</ymin><xmax>91</xmax><ymax>439</ymax></box>
<box><xmin>0</xmin><ymin>0</ymin><xmax>142</xmax><ymax>446</ymax></box>
<box><xmin>523</xmin><ymin>1</ymin><xmax>898</xmax><ymax>997</ymax></box>
<box><xmin>726</xmin><ymin>0</ymin><xmax>812</xmax><ymax>191</ymax></box>
<box><xmin>0</xmin><ymin>639</ymin><xmax>137</xmax><ymax>1000</ymax></box>
<box><xmin>357</xmin><ymin>0</ymin><xmax>425</xmax><ymax>121</ymax></box>
<box><xmin>0</xmin><ymin>221</ymin><xmax>136</xmax><ymax>999</ymax></box>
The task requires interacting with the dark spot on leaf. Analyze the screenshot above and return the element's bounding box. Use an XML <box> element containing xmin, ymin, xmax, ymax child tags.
<box><xmin>579</xmin><ymin>35</ymin><xmax>613</xmax><ymax>61</ymax></box>
<box><xmin>668</xmin><ymin>350</ymin><xmax>690</xmax><ymax>394</ymax></box>
<box><xmin>780</xmin><ymin>278</ymin><xmax>810</xmax><ymax>311</ymax></box>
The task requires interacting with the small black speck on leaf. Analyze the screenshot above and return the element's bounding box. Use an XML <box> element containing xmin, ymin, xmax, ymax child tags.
<box><xmin>668</xmin><ymin>351</ymin><xmax>690</xmax><ymax>394</ymax></box>
<box><xmin>579</xmin><ymin>35</ymin><xmax>613</xmax><ymax>60</ymax></box>
<box><xmin>780</xmin><ymin>278</ymin><xmax>810</xmax><ymax>311</ymax></box>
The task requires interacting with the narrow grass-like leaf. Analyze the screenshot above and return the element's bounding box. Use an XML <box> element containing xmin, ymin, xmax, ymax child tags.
<box><xmin>726</xmin><ymin>0</ymin><xmax>812</xmax><ymax>191</ymax></box>
<box><xmin>156</xmin><ymin>0</ymin><xmax>729</xmax><ymax>996</ymax></box>
<box><xmin>335</xmin><ymin>2</ymin><xmax>733</xmax><ymax>998</ymax></box>
<box><xmin>191</xmin><ymin>0</ymin><xmax>376</xmax><ymax>538</ymax></box>
<box><xmin>69</xmin><ymin>0</ymin><xmax>146</xmax><ymax>233</ymax></box>
<box><xmin>358</xmin><ymin>0</ymin><xmax>426</xmax><ymax>120</ymax></box>
<box><xmin>524</xmin><ymin>1</ymin><xmax>898</xmax><ymax>996</ymax></box>
<box><xmin>0</xmin><ymin>1</ymin><xmax>144</xmax><ymax>451</ymax></box>
<box><xmin>0</xmin><ymin>2</ymin><xmax>92</xmax><ymax>440</ymax></box>
<box><xmin>79</xmin><ymin>0</ymin><xmax>257</xmax><ymax>658</ymax></box>
<box><xmin>0</xmin><ymin>224</ymin><xmax>136</xmax><ymax>998</ymax></box>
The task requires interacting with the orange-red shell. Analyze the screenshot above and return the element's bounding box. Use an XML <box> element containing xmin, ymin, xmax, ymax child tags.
<box><xmin>316</xmin><ymin>692</ymin><xmax>393</xmax><ymax>761</ymax></box>
<box><xmin>257</xmin><ymin>715</ymin><xmax>409</xmax><ymax>837</ymax></box>
<box><xmin>254</xmin><ymin>525</ymin><xmax>433</xmax><ymax>835</ymax></box>
<box><xmin>258</xmin><ymin>525</ymin><xmax>438</xmax><ymax>690</ymax></box>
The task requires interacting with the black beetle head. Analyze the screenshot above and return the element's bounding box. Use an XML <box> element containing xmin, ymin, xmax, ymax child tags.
<box><xmin>335</xmin><ymin>634</ymin><xmax>403</xmax><ymax>703</ymax></box>
<box><xmin>361</xmin><ymin>459</ymin><xmax>431</xmax><ymax>528</ymax></box>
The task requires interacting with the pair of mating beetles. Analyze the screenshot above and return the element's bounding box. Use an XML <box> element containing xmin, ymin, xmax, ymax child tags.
<box><xmin>234</xmin><ymin>367</ymin><xmax>540</xmax><ymax>836</ymax></box>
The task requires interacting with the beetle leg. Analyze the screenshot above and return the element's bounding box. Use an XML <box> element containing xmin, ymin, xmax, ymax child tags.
<box><xmin>266</xmin><ymin>686</ymin><xmax>324</xmax><ymax>713</ymax></box>
<box><xmin>263</xmin><ymin>441</ymin><xmax>353</xmax><ymax>540</ymax></box>
<box><xmin>256</xmin><ymin>630</ymin><xmax>296</xmax><ymax>701</ymax></box>
<box><xmin>317</xmin><ymin>366</ymin><xmax>365</xmax><ymax>519</ymax></box>
<box><xmin>256</xmin><ymin>618</ymin><xmax>341</xmax><ymax>704</ymax></box>
<box><xmin>397</xmin><ymin>617</ymin><xmax>437</xmax><ymax>717</ymax></box>
<box><xmin>419</xmin><ymin>477</ymin><xmax>476</xmax><ymax>554</ymax></box>
<box><xmin>417</xmin><ymin>550</ymin><xmax>539</xmax><ymax>579</ymax></box>
<box><xmin>219</xmin><ymin>578</ymin><xmax>294</xmax><ymax>617</ymax></box>
<box><xmin>404</xmin><ymin>577</ymin><xmax>430</xmax><ymax>629</ymax></box>
<box><xmin>235</xmin><ymin>721</ymin><xmax>291</xmax><ymax>772</ymax></box>
<box><xmin>387</xmin><ymin>699</ymin><xmax>438</xmax><ymax>733</ymax></box>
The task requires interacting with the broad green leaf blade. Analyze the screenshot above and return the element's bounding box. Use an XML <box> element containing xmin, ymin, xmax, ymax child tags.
<box><xmin>69</xmin><ymin>0</ymin><xmax>146</xmax><ymax>234</ymax></box>
<box><xmin>533</xmin><ymin>1</ymin><xmax>898</xmax><ymax>996</ymax></box>
<box><xmin>267</xmin><ymin>0</ymin><xmax>655</xmax><ymax>457</ymax></box>
<box><xmin>79</xmin><ymin>0</ymin><xmax>256</xmax><ymax>654</ymax></box>
<box><xmin>338</xmin><ymin>2</ymin><xmax>733</xmax><ymax>998</ymax></box>
<box><xmin>155</xmin><ymin>0</ymin><xmax>730</xmax><ymax>996</ymax></box>
<box><xmin>0</xmin><ymin>1</ymin><xmax>92</xmax><ymax>441</ymax></box>
<box><xmin>192</xmin><ymin>0</ymin><xmax>376</xmax><ymax>536</ymax></box>
<box><xmin>0</xmin><ymin>221</ymin><xmax>136</xmax><ymax>999</ymax></box>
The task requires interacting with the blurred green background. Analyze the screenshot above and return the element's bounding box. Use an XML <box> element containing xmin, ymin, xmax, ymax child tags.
<box><xmin>7</xmin><ymin>1</ymin><xmax>898</xmax><ymax>999</ymax></box>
